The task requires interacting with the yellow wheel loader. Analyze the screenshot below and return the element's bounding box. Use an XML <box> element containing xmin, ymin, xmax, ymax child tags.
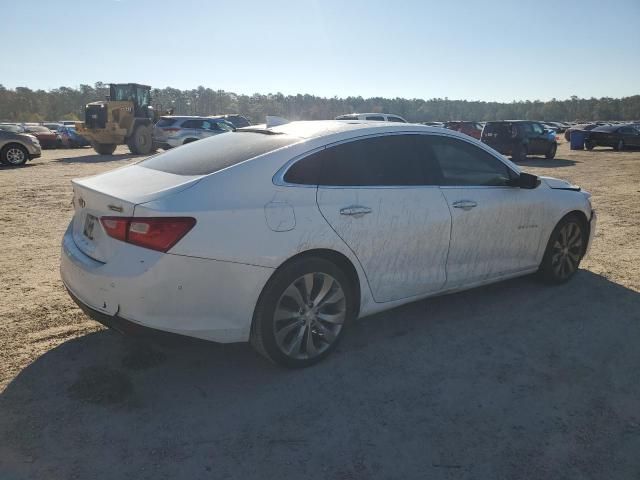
<box><xmin>76</xmin><ymin>83</ymin><xmax>159</xmax><ymax>155</ymax></box>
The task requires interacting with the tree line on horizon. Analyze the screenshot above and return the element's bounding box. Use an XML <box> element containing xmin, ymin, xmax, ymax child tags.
<box><xmin>1</xmin><ymin>83</ymin><xmax>639</xmax><ymax>124</ymax></box>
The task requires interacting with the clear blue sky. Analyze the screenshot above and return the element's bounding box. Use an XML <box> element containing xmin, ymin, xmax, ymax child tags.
<box><xmin>3</xmin><ymin>0</ymin><xmax>639</xmax><ymax>102</ymax></box>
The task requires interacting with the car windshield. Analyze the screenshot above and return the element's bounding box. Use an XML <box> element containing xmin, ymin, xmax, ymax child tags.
<box><xmin>0</xmin><ymin>124</ymin><xmax>24</xmax><ymax>133</ymax></box>
<box><xmin>25</xmin><ymin>126</ymin><xmax>51</xmax><ymax>133</ymax></box>
<box><xmin>139</xmin><ymin>130</ymin><xmax>300</xmax><ymax>176</ymax></box>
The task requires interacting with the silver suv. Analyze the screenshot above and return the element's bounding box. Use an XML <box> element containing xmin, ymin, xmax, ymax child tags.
<box><xmin>152</xmin><ymin>116</ymin><xmax>235</xmax><ymax>150</ymax></box>
<box><xmin>0</xmin><ymin>125</ymin><xmax>42</xmax><ymax>166</ymax></box>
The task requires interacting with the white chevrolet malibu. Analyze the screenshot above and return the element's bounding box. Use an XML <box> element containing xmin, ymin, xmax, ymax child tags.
<box><xmin>61</xmin><ymin>121</ymin><xmax>596</xmax><ymax>367</ymax></box>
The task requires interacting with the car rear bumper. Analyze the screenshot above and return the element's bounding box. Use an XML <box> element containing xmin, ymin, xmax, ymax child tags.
<box><xmin>60</xmin><ymin>223</ymin><xmax>274</xmax><ymax>343</ymax></box>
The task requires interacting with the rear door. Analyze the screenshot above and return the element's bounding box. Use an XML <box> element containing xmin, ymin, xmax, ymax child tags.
<box><xmin>529</xmin><ymin>122</ymin><xmax>549</xmax><ymax>155</ymax></box>
<box><xmin>313</xmin><ymin>134</ymin><xmax>451</xmax><ymax>303</ymax></box>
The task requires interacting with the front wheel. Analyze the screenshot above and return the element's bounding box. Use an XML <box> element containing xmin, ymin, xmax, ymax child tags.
<box><xmin>250</xmin><ymin>257</ymin><xmax>355</xmax><ymax>368</ymax></box>
<box><xmin>511</xmin><ymin>144</ymin><xmax>526</xmax><ymax>162</ymax></box>
<box><xmin>545</xmin><ymin>143</ymin><xmax>557</xmax><ymax>159</ymax></box>
<box><xmin>1</xmin><ymin>144</ymin><xmax>29</xmax><ymax>166</ymax></box>
<box><xmin>538</xmin><ymin>215</ymin><xmax>586</xmax><ymax>284</ymax></box>
<box><xmin>127</xmin><ymin>124</ymin><xmax>153</xmax><ymax>155</ymax></box>
<box><xmin>92</xmin><ymin>142</ymin><xmax>117</xmax><ymax>155</ymax></box>
<box><xmin>585</xmin><ymin>140</ymin><xmax>595</xmax><ymax>150</ymax></box>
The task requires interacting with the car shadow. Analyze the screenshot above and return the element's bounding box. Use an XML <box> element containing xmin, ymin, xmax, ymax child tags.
<box><xmin>2</xmin><ymin>270</ymin><xmax>639</xmax><ymax>479</ymax></box>
<box><xmin>515</xmin><ymin>157</ymin><xmax>578</xmax><ymax>167</ymax></box>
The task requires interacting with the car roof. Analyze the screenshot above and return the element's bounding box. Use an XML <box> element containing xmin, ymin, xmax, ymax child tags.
<box><xmin>592</xmin><ymin>125</ymin><xmax>624</xmax><ymax>132</ymax></box>
<box><xmin>261</xmin><ymin>120</ymin><xmax>470</xmax><ymax>141</ymax></box>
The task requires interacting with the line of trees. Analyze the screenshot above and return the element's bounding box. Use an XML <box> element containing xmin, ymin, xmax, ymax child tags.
<box><xmin>1</xmin><ymin>83</ymin><xmax>639</xmax><ymax>123</ymax></box>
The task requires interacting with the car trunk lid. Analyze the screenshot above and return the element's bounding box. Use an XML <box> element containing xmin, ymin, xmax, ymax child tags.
<box><xmin>71</xmin><ymin>165</ymin><xmax>202</xmax><ymax>262</ymax></box>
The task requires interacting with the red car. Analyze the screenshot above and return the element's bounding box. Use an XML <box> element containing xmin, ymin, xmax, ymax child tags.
<box><xmin>444</xmin><ymin>121</ymin><xmax>483</xmax><ymax>140</ymax></box>
<box><xmin>23</xmin><ymin>125</ymin><xmax>59</xmax><ymax>149</ymax></box>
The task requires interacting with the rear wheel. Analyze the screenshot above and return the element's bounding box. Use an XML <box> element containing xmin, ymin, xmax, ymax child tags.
<box><xmin>1</xmin><ymin>144</ymin><xmax>29</xmax><ymax>166</ymax></box>
<box><xmin>183</xmin><ymin>138</ymin><xmax>198</xmax><ymax>145</ymax></box>
<box><xmin>127</xmin><ymin>124</ymin><xmax>153</xmax><ymax>155</ymax></box>
<box><xmin>545</xmin><ymin>142</ymin><xmax>557</xmax><ymax>159</ymax></box>
<box><xmin>92</xmin><ymin>142</ymin><xmax>117</xmax><ymax>155</ymax></box>
<box><xmin>250</xmin><ymin>257</ymin><xmax>355</xmax><ymax>368</ymax></box>
<box><xmin>538</xmin><ymin>214</ymin><xmax>586</xmax><ymax>284</ymax></box>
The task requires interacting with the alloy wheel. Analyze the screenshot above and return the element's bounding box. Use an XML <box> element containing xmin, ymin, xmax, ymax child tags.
<box><xmin>551</xmin><ymin>222</ymin><xmax>583</xmax><ymax>280</ymax></box>
<box><xmin>273</xmin><ymin>272</ymin><xmax>346</xmax><ymax>360</ymax></box>
<box><xmin>5</xmin><ymin>147</ymin><xmax>26</xmax><ymax>165</ymax></box>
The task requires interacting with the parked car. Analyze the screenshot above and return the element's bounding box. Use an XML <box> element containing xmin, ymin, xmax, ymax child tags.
<box><xmin>58</xmin><ymin>120</ymin><xmax>79</xmax><ymax>126</ymax></box>
<box><xmin>585</xmin><ymin>124</ymin><xmax>640</xmax><ymax>151</ymax></box>
<box><xmin>444</xmin><ymin>121</ymin><xmax>483</xmax><ymax>140</ymax></box>
<box><xmin>481</xmin><ymin>120</ymin><xmax>557</xmax><ymax>161</ymax></box>
<box><xmin>421</xmin><ymin>122</ymin><xmax>445</xmax><ymax>128</ymax></box>
<box><xmin>335</xmin><ymin>113</ymin><xmax>407</xmax><ymax>123</ymax></box>
<box><xmin>58</xmin><ymin>125</ymin><xmax>90</xmax><ymax>148</ymax></box>
<box><xmin>22</xmin><ymin>125</ymin><xmax>59</xmax><ymax>149</ymax></box>
<box><xmin>564</xmin><ymin>123</ymin><xmax>599</xmax><ymax>142</ymax></box>
<box><xmin>152</xmin><ymin>116</ymin><xmax>235</xmax><ymax>150</ymax></box>
<box><xmin>212</xmin><ymin>114</ymin><xmax>251</xmax><ymax>128</ymax></box>
<box><xmin>0</xmin><ymin>128</ymin><xmax>42</xmax><ymax>166</ymax></box>
<box><xmin>61</xmin><ymin>121</ymin><xmax>595</xmax><ymax>367</ymax></box>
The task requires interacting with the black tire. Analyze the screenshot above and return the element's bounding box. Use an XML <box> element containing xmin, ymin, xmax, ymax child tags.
<box><xmin>127</xmin><ymin>124</ymin><xmax>153</xmax><ymax>155</ymax></box>
<box><xmin>92</xmin><ymin>142</ymin><xmax>117</xmax><ymax>155</ymax></box>
<box><xmin>183</xmin><ymin>138</ymin><xmax>198</xmax><ymax>145</ymax></box>
<box><xmin>538</xmin><ymin>214</ymin><xmax>586</xmax><ymax>284</ymax></box>
<box><xmin>1</xmin><ymin>144</ymin><xmax>29</xmax><ymax>166</ymax></box>
<box><xmin>545</xmin><ymin>142</ymin><xmax>557</xmax><ymax>159</ymax></box>
<box><xmin>585</xmin><ymin>140</ymin><xmax>595</xmax><ymax>150</ymax></box>
<box><xmin>615</xmin><ymin>139</ymin><xmax>624</xmax><ymax>151</ymax></box>
<box><xmin>250</xmin><ymin>257</ymin><xmax>356</xmax><ymax>368</ymax></box>
<box><xmin>511</xmin><ymin>144</ymin><xmax>526</xmax><ymax>162</ymax></box>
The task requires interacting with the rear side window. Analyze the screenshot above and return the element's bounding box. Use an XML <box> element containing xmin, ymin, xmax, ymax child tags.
<box><xmin>365</xmin><ymin>116</ymin><xmax>385</xmax><ymax>121</ymax></box>
<box><xmin>387</xmin><ymin>116</ymin><xmax>406</xmax><ymax>123</ymax></box>
<box><xmin>140</xmin><ymin>132</ymin><xmax>299</xmax><ymax>176</ymax></box>
<box><xmin>285</xmin><ymin>135</ymin><xmax>440</xmax><ymax>186</ymax></box>
<box><xmin>430</xmin><ymin>136</ymin><xmax>514</xmax><ymax>186</ymax></box>
<box><xmin>181</xmin><ymin>119</ymin><xmax>202</xmax><ymax>128</ymax></box>
<box><xmin>156</xmin><ymin>118</ymin><xmax>177</xmax><ymax>127</ymax></box>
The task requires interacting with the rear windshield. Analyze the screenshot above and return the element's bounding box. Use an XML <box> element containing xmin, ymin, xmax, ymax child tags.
<box><xmin>139</xmin><ymin>131</ymin><xmax>300</xmax><ymax>175</ymax></box>
<box><xmin>156</xmin><ymin>117</ymin><xmax>177</xmax><ymax>127</ymax></box>
<box><xmin>482</xmin><ymin>123</ymin><xmax>513</xmax><ymax>138</ymax></box>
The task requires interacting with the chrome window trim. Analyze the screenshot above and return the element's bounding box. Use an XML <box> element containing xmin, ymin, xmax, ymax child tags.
<box><xmin>272</xmin><ymin>130</ymin><xmax>520</xmax><ymax>188</ymax></box>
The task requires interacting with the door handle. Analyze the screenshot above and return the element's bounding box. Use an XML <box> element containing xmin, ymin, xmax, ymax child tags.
<box><xmin>340</xmin><ymin>205</ymin><xmax>372</xmax><ymax>218</ymax></box>
<box><xmin>452</xmin><ymin>200</ymin><xmax>478</xmax><ymax>211</ymax></box>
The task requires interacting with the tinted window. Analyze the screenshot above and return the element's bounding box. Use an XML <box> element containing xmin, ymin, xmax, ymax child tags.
<box><xmin>430</xmin><ymin>136</ymin><xmax>514</xmax><ymax>186</ymax></box>
<box><xmin>387</xmin><ymin>116</ymin><xmax>405</xmax><ymax>123</ymax></box>
<box><xmin>365</xmin><ymin>116</ymin><xmax>385</xmax><ymax>121</ymax></box>
<box><xmin>181</xmin><ymin>119</ymin><xmax>202</xmax><ymax>128</ymax></box>
<box><xmin>285</xmin><ymin>135</ymin><xmax>442</xmax><ymax>186</ymax></box>
<box><xmin>140</xmin><ymin>131</ymin><xmax>299</xmax><ymax>176</ymax></box>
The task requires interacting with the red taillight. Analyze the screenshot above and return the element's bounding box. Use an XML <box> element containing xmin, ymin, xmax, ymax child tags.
<box><xmin>100</xmin><ymin>217</ymin><xmax>196</xmax><ymax>252</ymax></box>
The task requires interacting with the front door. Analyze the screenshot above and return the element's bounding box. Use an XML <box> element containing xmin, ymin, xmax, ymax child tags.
<box><xmin>427</xmin><ymin>134</ymin><xmax>545</xmax><ymax>287</ymax></box>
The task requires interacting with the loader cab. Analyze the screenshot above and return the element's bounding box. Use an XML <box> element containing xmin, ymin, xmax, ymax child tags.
<box><xmin>109</xmin><ymin>83</ymin><xmax>152</xmax><ymax>118</ymax></box>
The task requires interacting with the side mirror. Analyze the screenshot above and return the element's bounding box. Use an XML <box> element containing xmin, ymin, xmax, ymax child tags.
<box><xmin>515</xmin><ymin>172</ymin><xmax>540</xmax><ymax>189</ymax></box>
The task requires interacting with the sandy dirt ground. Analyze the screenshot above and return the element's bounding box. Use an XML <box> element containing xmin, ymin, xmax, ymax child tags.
<box><xmin>1</xmin><ymin>142</ymin><xmax>639</xmax><ymax>479</ymax></box>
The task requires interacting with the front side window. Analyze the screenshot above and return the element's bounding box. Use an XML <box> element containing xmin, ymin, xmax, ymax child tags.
<box><xmin>430</xmin><ymin>136</ymin><xmax>514</xmax><ymax>187</ymax></box>
<box><xmin>284</xmin><ymin>135</ymin><xmax>439</xmax><ymax>186</ymax></box>
<box><xmin>532</xmin><ymin>123</ymin><xmax>544</xmax><ymax>135</ymax></box>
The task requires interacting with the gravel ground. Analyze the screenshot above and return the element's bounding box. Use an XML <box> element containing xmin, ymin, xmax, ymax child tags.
<box><xmin>1</xmin><ymin>142</ymin><xmax>639</xmax><ymax>479</ymax></box>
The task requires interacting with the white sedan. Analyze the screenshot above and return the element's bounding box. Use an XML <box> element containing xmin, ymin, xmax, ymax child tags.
<box><xmin>60</xmin><ymin>121</ymin><xmax>596</xmax><ymax>367</ymax></box>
